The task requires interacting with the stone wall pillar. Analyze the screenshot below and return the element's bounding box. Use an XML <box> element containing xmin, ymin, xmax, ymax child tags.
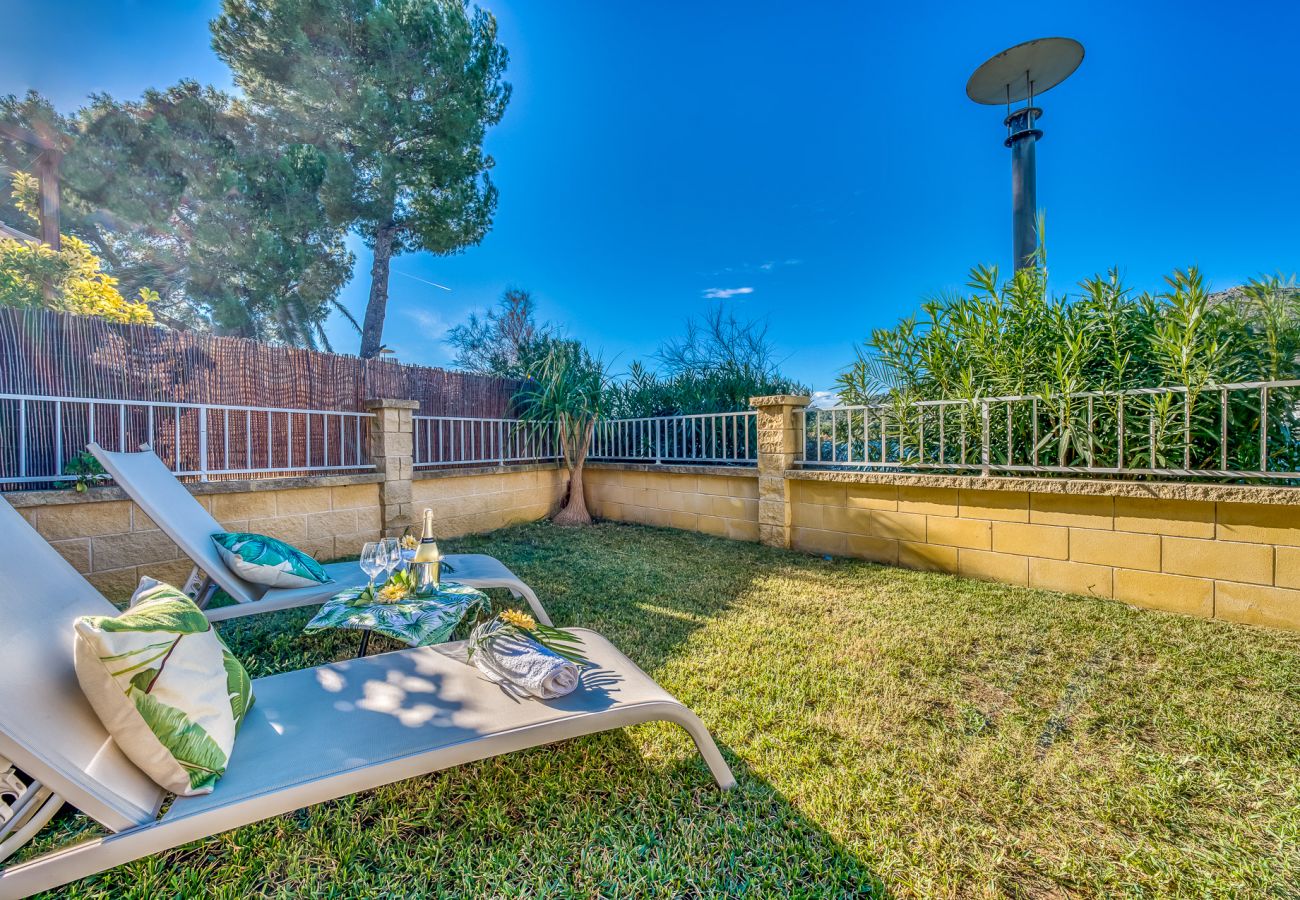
<box><xmin>750</xmin><ymin>394</ymin><xmax>810</xmax><ymax>548</ymax></box>
<box><xmin>366</xmin><ymin>398</ymin><xmax>418</xmax><ymax>536</ymax></box>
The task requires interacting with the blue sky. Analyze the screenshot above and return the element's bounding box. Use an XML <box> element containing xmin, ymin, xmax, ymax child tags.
<box><xmin>3</xmin><ymin>1</ymin><xmax>1298</xmax><ymax>390</ymax></box>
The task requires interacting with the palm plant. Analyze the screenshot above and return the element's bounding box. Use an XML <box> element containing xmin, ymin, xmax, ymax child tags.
<box><xmin>515</xmin><ymin>339</ymin><xmax>611</xmax><ymax>525</ymax></box>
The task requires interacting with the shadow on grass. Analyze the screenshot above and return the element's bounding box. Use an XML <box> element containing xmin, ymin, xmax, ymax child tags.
<box><xmin>448</xmin><ymin>519</ymin><xmax>801</xmax><ymax>672</ymax></box>
<box><xmin>363</xmin><ymin>728</ymin><xmax>889</xmax><ymax>898</ymax></box>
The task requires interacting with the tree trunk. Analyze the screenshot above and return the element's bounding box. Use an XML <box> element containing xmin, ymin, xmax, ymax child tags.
<box><xmin>360</xmin><ymin>221</ymin><xmax>396</xmax><ymax>359</ymax></box>
<box><xmin>553</xmin><ymin>419</ymin><xmax>594</xmax><ymax>526</ymax></box>
<box><xmin>553</xmin><ymin>456</ymin><xmax>591</xmax><ymax>526</ymax></box>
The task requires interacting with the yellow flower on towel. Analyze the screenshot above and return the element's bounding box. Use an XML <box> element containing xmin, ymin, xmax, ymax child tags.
<box><xmin>468</xmin><ymin>608</ymin><xmax>589</xmax><ymax>667</ymax></box>
<box><xmin>499</xmin><ymin>609</ymin><xmax>536</xmax><ymax>631</ymax></box>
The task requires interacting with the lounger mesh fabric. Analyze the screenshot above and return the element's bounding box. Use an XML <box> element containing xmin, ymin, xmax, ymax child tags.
<box><xmin>0</xmin><ymin>500</ymin><xmax>166</xmax><ymax>831</ymax></box>
<box><xmin>87</xmin><ymin>445</ymin><xmax>268</xmax><ymax>605</ymax></box>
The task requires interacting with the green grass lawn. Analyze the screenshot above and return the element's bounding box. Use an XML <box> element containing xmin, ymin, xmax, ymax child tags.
<box><xmin>29</xmin><ymin>521</ymin><xmax>1300</xmax><ymax>898</ymax></box>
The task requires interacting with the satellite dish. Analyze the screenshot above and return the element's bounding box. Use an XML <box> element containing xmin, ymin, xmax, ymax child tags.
<box><xmin>966</xmin><ymin>37</ymin><xmax>1084</xmax><ymax>106</ymax></box>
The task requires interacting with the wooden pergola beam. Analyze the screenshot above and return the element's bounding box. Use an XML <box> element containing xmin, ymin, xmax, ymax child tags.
<box><xmin>0</xmin><ymin>121</ymin><xmax>61</xmax><ymax>249</ymax></box>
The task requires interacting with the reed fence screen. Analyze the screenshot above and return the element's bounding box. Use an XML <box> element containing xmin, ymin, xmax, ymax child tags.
<box><xmin>0</xmin><ymin>309</ymin><xmax>524</xmax><ymax>487</ymax></box>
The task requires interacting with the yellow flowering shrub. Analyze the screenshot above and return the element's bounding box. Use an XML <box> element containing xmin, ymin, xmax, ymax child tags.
<box><xmin>0</xmin><ymin>173</ymin><xmax>155</xmax><ymax>324</ymax></box>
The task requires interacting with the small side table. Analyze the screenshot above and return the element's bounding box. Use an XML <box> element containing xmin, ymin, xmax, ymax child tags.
<box><xmin>303</xmin><ymin>580</ymin><xmax>490</xmax><ymax>657</ymax></box>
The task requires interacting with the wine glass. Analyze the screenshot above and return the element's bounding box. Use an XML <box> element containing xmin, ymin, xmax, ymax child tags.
<box><xmin>380</xmin><ymin>537</ymin><xmax>401</xmax><ymax>578</ymax></box>
<box><xmin>360</xmin><ymin>541</ymin><xmax>384</xmax><ymax>592</ymax></box>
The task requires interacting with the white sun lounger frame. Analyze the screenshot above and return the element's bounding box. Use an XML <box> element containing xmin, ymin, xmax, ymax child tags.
<box><xmin>0</xmin><ymin>497</ymin><xmax>734</xmax><ymax>899</ymax></box>
<box><xmin>87</xmin><ymin>444</ymin><xmax>553</xmax><ymax>625</ymax></box>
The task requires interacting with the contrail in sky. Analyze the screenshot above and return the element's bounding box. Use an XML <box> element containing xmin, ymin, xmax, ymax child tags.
<box><xmin>393</xmin><ymin>269</ymin><xmax>453</xmax><ymax>291</ymax></box>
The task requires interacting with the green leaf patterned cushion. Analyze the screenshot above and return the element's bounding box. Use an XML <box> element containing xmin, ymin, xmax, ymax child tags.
<box><xmin>73</xmin><ymin>578</ymin><xmax>255</xmax><ymax>796</ymax></box>
<box><xmin>211</xmin><ymin>531</ymin><xmax>331</xmax><ymax>589</ymax></box>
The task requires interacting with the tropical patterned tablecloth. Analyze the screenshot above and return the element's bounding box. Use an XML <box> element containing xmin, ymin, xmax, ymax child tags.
<box><xmin>304</xmin><ymin>580</ymin><xmax>489</xmax><ymax>646</ymax></box>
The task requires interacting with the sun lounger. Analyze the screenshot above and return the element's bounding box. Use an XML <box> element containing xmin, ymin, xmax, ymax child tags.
<box><xmin>87</xmin><ymin>444</ymin><xmax>553</xmax><ymax>625</ymax></box>
<box><xmin>0</xmin><ymin>497</ymin><xmax>735</xmax><ymax>899</ymax></box>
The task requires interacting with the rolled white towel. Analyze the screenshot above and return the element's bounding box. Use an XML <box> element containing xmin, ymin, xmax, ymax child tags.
<box><xmin>471</xmin><ymin>624</ymin><xmax>580</xmax><ymax>700</ymax></box>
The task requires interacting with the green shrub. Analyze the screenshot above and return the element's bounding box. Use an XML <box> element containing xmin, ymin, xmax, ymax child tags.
<box><xmin>835</xmin><ymin>260</ymin><xmax>1300</xmax><ymax>474</ymax></box>
<box><xmin>609</xmin><ymin>307</ymin><xmax>807</xmax><ymax>417</ymax></box>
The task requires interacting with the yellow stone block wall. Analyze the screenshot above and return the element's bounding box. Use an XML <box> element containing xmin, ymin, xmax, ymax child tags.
<box><xmin>8</xmin><ymin>464</ymin><xmax>564</xmax><ymax>603</ymax></box>
<box><xmin>411</xmin><ymin>466</ymin><xmax>565</xmax><ymax>538</ymax></box>
<box><xmin>789</xmin><ymin>476</ymin><xmax>1300</xmax><ymax>631</ymax></box>
<box><xmin>11</xmin><ymin>444</ymin><xmax>1299</xmax><ymax>635</ymax></box>
<box><xmin>11</xmin><ymin>480</ymin><xmax>382</xmax><ymax>602</ymax></box>
<box><xmin>584</xmin><ymin>465</ymin><xmax>760</xmax><ymax>542</ymax></box>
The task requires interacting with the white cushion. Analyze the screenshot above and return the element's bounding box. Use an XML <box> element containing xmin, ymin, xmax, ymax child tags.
<box><xmin>73</xmin><ymin>578</ymin><xmax>254</xmax><ymax>796</ymax></box>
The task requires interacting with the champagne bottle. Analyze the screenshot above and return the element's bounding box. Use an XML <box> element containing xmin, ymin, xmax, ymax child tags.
<box><xmin>412</xmin><ymin>508</ymin><xmax>441</xmax><ymax>591</ymax></box>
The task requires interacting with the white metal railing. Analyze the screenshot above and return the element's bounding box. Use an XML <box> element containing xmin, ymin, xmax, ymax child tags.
<box><xmin>588</xmin><ymin>411</ymin><xmax>758</xmax><ymax>465</ymax></box>
<box><xmin>798</xmin><ymin>380</ymin><xmax>1300</xmax><ymax>481</ymax></box>
<box><xmin>413</xmin><ymin>412</ymin><xmax>758</xmax><ymax>468</ymax></box>
<box><xmin>0</xmin><ymin>393</ymin><xmax>373</xmax><ymax>485</ymax></box>
<box><xmin>412</xmin><ymin>416</ymin><xmax>560</xmax><ymax>468</ymax></box>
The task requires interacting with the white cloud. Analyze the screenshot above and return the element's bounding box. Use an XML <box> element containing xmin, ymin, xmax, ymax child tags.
<box><xmin>808</xmin><ymin>390</ymin><xmax>838</xmax><ymax>409</ymax></box>
<box><xmin>707</xmin><ymin>258</ymin><xmax>802</xmax><ymax>277</ymax></box>
<box><xmin>702</xmin><ymin>286</ymin><xmax>754</xmax><ymax>300</ymax></box>
<box><xmin>405</xmin><ymin>308</ymin><xmax>448</xmax><ymax>333</ymax></box>
<box><xmin>376</xmin><ymin>307</ymin><xmax>455</xmax><ymax>365</ymax></box>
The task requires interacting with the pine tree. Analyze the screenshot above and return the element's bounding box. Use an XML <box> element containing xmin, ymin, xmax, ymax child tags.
<box><xmin>2</xmin><ymin>87</ymin><xmax>355</xmax><ymax>347</ymax></box>
<box><xmin>213</xmin><ymin>0</ymin><xmax>511</xmax><ymax>357</ymax></box>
